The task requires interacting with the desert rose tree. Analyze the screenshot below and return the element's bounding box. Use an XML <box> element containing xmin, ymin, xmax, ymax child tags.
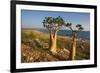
<box><xmin>64</xmin><ymin>23</ymin><xmax>84</xmax><ymax>60</ymax></box>
<box><xmin>42</xmin><ymin>16</ymin><xmax>65</xmax><ymax>53</ymax></box>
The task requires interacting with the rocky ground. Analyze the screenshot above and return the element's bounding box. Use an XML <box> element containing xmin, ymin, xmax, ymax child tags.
<box><xmin>21</xmin><ymin>29</ymin><xmax>90</xmax><ymax>63</ymax></box>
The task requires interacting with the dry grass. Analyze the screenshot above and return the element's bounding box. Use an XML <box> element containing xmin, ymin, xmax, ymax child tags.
<box><xmin>21</xmin><ymin>29</ymin><xmax>90</xmax><ymax>63</ymax></box>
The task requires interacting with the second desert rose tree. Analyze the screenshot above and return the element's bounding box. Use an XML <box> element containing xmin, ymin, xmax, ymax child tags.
<box><xmin>42</xmin><ymin>16</ymin><xmax>64</xmax><ymax>53</ymax></box>
<box><xmin>64</xmin><ymin>23</ymin><xmax>84</xmax><ymax>60</ymax></box>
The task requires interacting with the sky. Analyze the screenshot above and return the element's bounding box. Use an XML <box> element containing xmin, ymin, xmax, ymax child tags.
<box><xmin>21</xmin><ymin>10</ymin><xmax>90</xmax><ymax>31</ymax></box>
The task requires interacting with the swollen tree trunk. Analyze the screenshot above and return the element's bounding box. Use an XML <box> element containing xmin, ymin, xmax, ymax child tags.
<box><xmin>69</xmin><ymin>33</ymin><xmax>77</xmax><ymax>60</ymax></box>
<box><xmin>71</xmin><ymin>33</ymin><xmax>77</xmax><ymax>60</ymax></box>
<box><xmin>49</xmin><ymin>32</ymin><xmax>57</xmax><ymax>54</ymax></box>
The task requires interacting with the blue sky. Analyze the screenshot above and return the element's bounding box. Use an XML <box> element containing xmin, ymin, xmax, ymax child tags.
<box><xmin>21</xmin><ymin>10</ymin><xmax>90</xmax><ymax>31</ymax></box>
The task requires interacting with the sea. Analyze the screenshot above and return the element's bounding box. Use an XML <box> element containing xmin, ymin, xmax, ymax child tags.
<box><xmin>36</xmin><ymin>29</ymin><xmax>90</xmax><ymax>40</ymax></box>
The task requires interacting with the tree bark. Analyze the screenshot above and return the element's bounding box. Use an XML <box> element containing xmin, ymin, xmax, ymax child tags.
<box><xmin>72</xmin><ymin>33</ymin><xmax>77</xmax><ymax>60</ymax></box>
<box><xmin>72</xmin><ymin>36</ymin><xmax>76</xmax><ymax>60</ymax></box>
<box><xmin>49</xmin><ymin>32</ymin><xmax>57</xmax><ymax>54</ymax></box>
<box><xmin>69</xmin><ymin>33</ymin><xmax>77</xmax><ymax>60</ymax></box>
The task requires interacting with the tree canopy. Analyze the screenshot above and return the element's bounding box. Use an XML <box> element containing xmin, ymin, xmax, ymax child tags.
<box><xmin>42</xmin><ymin>16</ymin><xmax>65</xmax><ymax>32</ymax></box>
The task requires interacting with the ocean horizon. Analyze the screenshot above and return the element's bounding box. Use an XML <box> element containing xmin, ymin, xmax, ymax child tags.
<box><xmin>36</xmin><ymin>29</ymin><xmax>90</xmax><ymax>40</ymax></box>
<box><xmin>22</xmin><ymin>28</ymin><xmax>90</xmax><ymax>40</ymax></box>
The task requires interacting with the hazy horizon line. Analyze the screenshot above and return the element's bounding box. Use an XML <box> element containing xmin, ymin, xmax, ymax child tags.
<box><xmin>22</xmin><ymin>27</ymin><xmax>90</xmax><ymax>32</ymax></box>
